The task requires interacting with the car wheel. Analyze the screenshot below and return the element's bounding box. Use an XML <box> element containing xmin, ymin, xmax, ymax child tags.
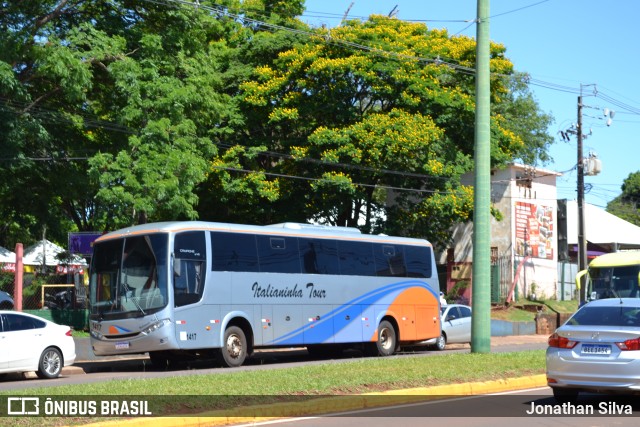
<box><xmin>218</xmin><ymin>326</ymin><xmax>248</xmax><ymax>368</ymax></box>
<box><xmin>552</xmin><ymin>387</ymin><xmax>579</xmax><ymax>404</ymax></box>
<box><xmin>36</xmin><ymin>347</ymin><xmax>63</xmax><ymax>379</ymax></box>
<box><xmin>433</xmin><ymin>332</ymin><xmax>447</xmax><ymax>351</ymax></box>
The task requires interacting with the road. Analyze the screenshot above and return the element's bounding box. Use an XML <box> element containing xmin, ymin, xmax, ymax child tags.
<box><xmin>225</xmin><ymin>388</ymin><xmax>640</xmax><ymax>427</ymax></box>
<box><xmin>0</xmin><ymin>335</ymin><xmax>548</xmax><ymax>391</ymax></box>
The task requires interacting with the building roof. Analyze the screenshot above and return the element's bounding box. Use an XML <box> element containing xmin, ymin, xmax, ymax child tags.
<box><xmin>566</xmin><ymin>200</ymin><xmax>640</xmax><ymax>251</ymax></box>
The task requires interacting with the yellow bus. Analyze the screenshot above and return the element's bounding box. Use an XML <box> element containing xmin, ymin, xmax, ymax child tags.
<box><xmin>577</xmin><ymin>252</ymin><xmax>640</xmax><ymax>301</ymax></box>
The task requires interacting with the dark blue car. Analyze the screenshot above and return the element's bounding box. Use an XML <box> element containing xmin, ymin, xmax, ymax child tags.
<box><xmin>0</xmin><ymin>290</ymin><xmax>14</xmax><ymax>309</ymax></box>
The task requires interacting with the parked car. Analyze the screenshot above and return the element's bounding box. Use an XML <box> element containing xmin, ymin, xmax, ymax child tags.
<box><xmin>423</xmin><ymin>304</ymin><xmax>472</xmax><ymax>350</ymax></box>
<box><xmin>0</xmin><ymin>290</ymin><xmax>13</xmax><ymax>309</ymax></box>
<box><xmin>546</xmin><ymin>298</ymin><xmax>640</xmax><ymax>403</ymax></box>
<box><xmin>0</xmin><ymin>310</ymin><xmax>76</xmax><ymax>379</ymax></box>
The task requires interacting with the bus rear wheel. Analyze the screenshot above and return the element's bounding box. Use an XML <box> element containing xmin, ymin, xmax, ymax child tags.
<box><xmin>218</xmin><ymin>326</ymin><xmax>247</xmax><ymax>368</ymax></box>
<box><xmin>366</xmin><ymin>320</ymin><xmax>397</xmax><ymax>357</ymax></box>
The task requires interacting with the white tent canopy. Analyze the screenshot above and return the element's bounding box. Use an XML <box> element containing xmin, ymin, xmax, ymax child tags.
<box><xmin>0</xmin><ymin>246</ymin><xmax>15</xmax><ymax>263</ymax></box>
<box><xmin>567</xmin><ymin>200</ymin><xmax>640</xmax><ymax>251</ymax></box>
<box><xmin>22</xmin><ymin>239</ymin><xmax>86</xmax><ymax>266</ymax></box>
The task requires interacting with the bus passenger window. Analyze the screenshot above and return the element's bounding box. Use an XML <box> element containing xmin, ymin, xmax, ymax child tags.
<box><xmin>211</xmin><ymin>232</ymin><xmax>259</xmax><ymax>272</ymax></box>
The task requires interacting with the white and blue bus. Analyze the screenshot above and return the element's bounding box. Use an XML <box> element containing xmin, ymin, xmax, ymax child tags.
<box><xmin>88</xmin><ymin>221</ymin><xmax>441</xmax><ymax>367</ymax></box>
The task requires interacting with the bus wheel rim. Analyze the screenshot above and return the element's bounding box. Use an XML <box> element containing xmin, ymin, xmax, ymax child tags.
<box><xmin>226</xmin><ymin>334</ymin><xmax>243</xmax><ymax>358</ymax></box>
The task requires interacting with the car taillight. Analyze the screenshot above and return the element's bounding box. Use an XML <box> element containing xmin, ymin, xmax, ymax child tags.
<box><xmin>616</xmin><ymin>337</ymin><xmax>640</xmax><ymax>351</ymax></box>
<box><xmin>548</xmin><ymin>333</ymin><xmax>577</xmax><ymax>349</ymax></box>
<box><xmin>65</xmin><ymin>329</ymin><xmax>73</xmax><ymax>337</ymax></box>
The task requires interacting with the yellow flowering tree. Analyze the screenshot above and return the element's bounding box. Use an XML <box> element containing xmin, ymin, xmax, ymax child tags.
<box><xmin>224</xmin><ymin>14</ymin><xmax>552</xmax><ymax>246</ymax></box>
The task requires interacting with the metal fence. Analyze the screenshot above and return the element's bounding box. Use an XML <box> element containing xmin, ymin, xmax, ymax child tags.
<box><xmin>0</xmin><ymin>270</ymin><xmax>89</xmax><ymax>330</ymax></box>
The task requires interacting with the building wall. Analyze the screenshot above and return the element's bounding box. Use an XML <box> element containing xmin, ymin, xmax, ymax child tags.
<box><xmin>438</xmin><ymin>164</ymin><xmax>560</xmax><ymax>302</ymax></box>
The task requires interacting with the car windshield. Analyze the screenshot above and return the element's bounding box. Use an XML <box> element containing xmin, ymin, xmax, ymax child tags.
<box><xmin>567</xmin><ymin>305</ymin><xmax>640</xmax><ymax>327</ymax></box>
<box><xmin>89</xmin><ymin>234</ymin><xmax>169</xmax><ymax>319</ymax></box>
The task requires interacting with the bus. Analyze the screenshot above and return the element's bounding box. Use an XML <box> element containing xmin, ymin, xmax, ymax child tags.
<box><xmin>88</xmin><ymin>221</ymin><xmax>442</xmax><ymax>367</ymax></box>
<box><xmin>577</xmin><ymin>251</ymin><xmax>640</xmax><ymax>301</ymax></box>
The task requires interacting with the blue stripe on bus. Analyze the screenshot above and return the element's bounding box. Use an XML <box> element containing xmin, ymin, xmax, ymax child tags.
<box><xmin>267</xmin><ymin>280</ymin><xmax>436</xmax><ymax>345</ymax></box>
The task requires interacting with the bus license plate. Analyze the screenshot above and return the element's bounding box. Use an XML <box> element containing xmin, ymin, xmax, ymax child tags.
<box><xmin>581</xmin><ymin>344</ymin><xmax>611</xmax><ymax>355</ymax></box>
<box><xmin>115</xmin><ymin>341</ymin><xmax>130</xmax><ymax>350</ymax></box>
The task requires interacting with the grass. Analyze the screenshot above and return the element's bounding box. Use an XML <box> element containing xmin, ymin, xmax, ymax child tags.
<box><xmin>544</xmin><ymin>300</ymin><xmax>579</xmax><ymax>314</ymax></box>
<box><xmin>491</xmin><ymin>300</ymin><xmax>579</xmax><ymax>323</ymax></box>
<box><xmin>0</xmin><ymin>350</ymin><xmax>545</xmax><ymax>426</ymax></box>
<box><xmin>490</xmin><ymin>305</ymin><xmax>536</xmax><ymax>322</ymax></box>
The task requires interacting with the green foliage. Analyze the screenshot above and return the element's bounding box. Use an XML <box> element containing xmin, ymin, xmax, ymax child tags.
<box><xmin>607</xmin><ymin>171</ymin><xmax>640</xmax><ymax>226</ymax></box>
<box><xmin>0</xmin><ymin>0</ymin><xmax>555</xmax><ymax>248</ymax></box>
<box><xmin>0</xmin><ymin>273</ymin><xmax>13</xmax><ymax>293</ymax></box>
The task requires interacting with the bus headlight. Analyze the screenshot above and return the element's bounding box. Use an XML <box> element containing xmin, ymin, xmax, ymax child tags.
<box><xmin>141</xmin><ymin>318</ymin><xmax>170</xmax><ymax>336</ymax></box>
<box><xmin>91</xmin><ymin>330</ymin><xmax>104</xmax><ymax>340</ymax></box>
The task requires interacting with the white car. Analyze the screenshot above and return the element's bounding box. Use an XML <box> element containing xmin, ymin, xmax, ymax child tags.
<box><xmin>546</xmin><ymin>298</ymin><xmax>640</xmax><ymax>403</ymax></box>
<box><xmin>0</xmin><ymin>311</ymin><xmax>76</xmax><ymax>379</ymax></box>
<box><xmin>423</xmin><ymin>304</ymin><xmax>472</xmax><ymax>350</ymax></box>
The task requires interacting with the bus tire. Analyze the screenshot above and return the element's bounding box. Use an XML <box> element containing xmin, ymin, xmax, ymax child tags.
<box><xmin>374</xmin><ymin>320</ymin><xmax>397</xmax><ymax>356</ymax></box>
<box><xmin>219</xmin><ymin>326</ymin><xmax>247</xmax><ymax>367</ymax></box>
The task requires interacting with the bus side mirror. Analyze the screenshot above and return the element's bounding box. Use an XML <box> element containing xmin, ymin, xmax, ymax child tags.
<box><xmin>576</xmin><ymin>269</ymin><xmax>588</xmax><ymax>290</ymax></box>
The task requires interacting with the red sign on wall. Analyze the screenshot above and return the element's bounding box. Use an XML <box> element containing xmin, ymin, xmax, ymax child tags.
<box><xmin>515</xmin><ymin>202</ymin><xmax>554</xmax><ymax>260</ymax></box>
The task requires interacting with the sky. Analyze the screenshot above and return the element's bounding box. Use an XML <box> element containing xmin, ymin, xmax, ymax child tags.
<box><xmin>299</xmin><ymin>0</ymin><xmax>640</xmax><ymax>208</ymax></box>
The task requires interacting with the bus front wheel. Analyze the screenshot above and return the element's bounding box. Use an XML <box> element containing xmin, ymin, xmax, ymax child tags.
<box><xmin>218</xmin><ymin>326</ymin><xmax>248</xmax><ymax>368</ymax></box>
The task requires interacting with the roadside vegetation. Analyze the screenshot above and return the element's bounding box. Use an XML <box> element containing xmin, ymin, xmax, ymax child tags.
<box><xmin>1</xmin><ymin>349</ymin><xmax>545</xmax><ymax>426</ymax></box>
<box><xmin>491</xmin><ymin>300</ymin><xmax>578</xmax><ymax>323</ymax></box>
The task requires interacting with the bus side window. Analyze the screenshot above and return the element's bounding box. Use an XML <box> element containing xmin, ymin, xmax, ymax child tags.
<box><xmin>404</xmin><ymin>246</ymin><xmax>433</xmax><ymax>278</ymax></box>
<box><xmin>174</xmin><ymin>231</ymin><xmax>207</xmax><ymax>307</ymax></box>
<box><xmin>374</xmin><ymin>244</ymin><xmax>406</xmax><ymax>277</ymax></box>
<box><xmin>299</xmin><ymin>238</ymin><xmax>340</xmax><ymax>275</ymax></box>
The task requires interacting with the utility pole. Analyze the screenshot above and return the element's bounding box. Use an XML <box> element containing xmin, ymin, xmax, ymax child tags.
<box><xmin>576</xmin><ymin>96</ymin><xmax>588</xmax><ymax>304</ymax></box>
<box><xmin>471</xmin><ymin>0</ymin><xmax>491</xmax><ymax>353</ymax></box>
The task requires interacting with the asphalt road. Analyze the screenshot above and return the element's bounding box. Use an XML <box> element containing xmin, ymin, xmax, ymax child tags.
<box><xmin>239</xmin><ymin>388</ymin><xmax>640</xmax><ymax>427</ymax></box>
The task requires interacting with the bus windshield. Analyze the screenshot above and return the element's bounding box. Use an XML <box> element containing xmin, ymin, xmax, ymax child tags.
<box><xmin>89</xmin><ymin>234</ymin><xmax>169</xmax><ymax>319</ymax></box>
<box><xmin>590</xmin><ymin>265</ymin><xmax>640</xmax><ymax>299</ymax></box>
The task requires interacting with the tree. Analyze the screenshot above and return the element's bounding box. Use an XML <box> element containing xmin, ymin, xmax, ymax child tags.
<box><xmin>0</xmin><ymin>0</ymin><xmax>108</xmax><ymax>246</ymax></box>
<box><xmin>607</xmin><ymin>171</ymin><xmax>640</xmax><ymax>226</ymax></box>
<box><xmin>0</xmin><ymin>2</ymin><xmax>555</xmax><ymax>253</ymax></box>
<box><xmin>230</xmin><ymin>15</ymin><xmax>553</xmax><ymax>247</ymax></box>
<box><xmin>0</xmin><ymin>0</ymin><xmax>244</xmax><ymax>241</ymax></box>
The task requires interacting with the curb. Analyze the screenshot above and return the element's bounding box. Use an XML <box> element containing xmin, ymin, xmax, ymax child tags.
<box><xmin>77</xmin><ymin>375</ymin><xmax>548</xmax><ymax>427</ymax></box>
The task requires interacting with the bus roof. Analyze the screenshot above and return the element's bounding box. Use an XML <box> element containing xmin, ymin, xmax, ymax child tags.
<box><xmin>95</xmin><ymin>221</ymin><xmax>432</xmax><ymax>246</ymax></box>
<box><xmin>589</xmin><ymin>251</ymin><xmax>640</xmax><ymax>268</ymax></box>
